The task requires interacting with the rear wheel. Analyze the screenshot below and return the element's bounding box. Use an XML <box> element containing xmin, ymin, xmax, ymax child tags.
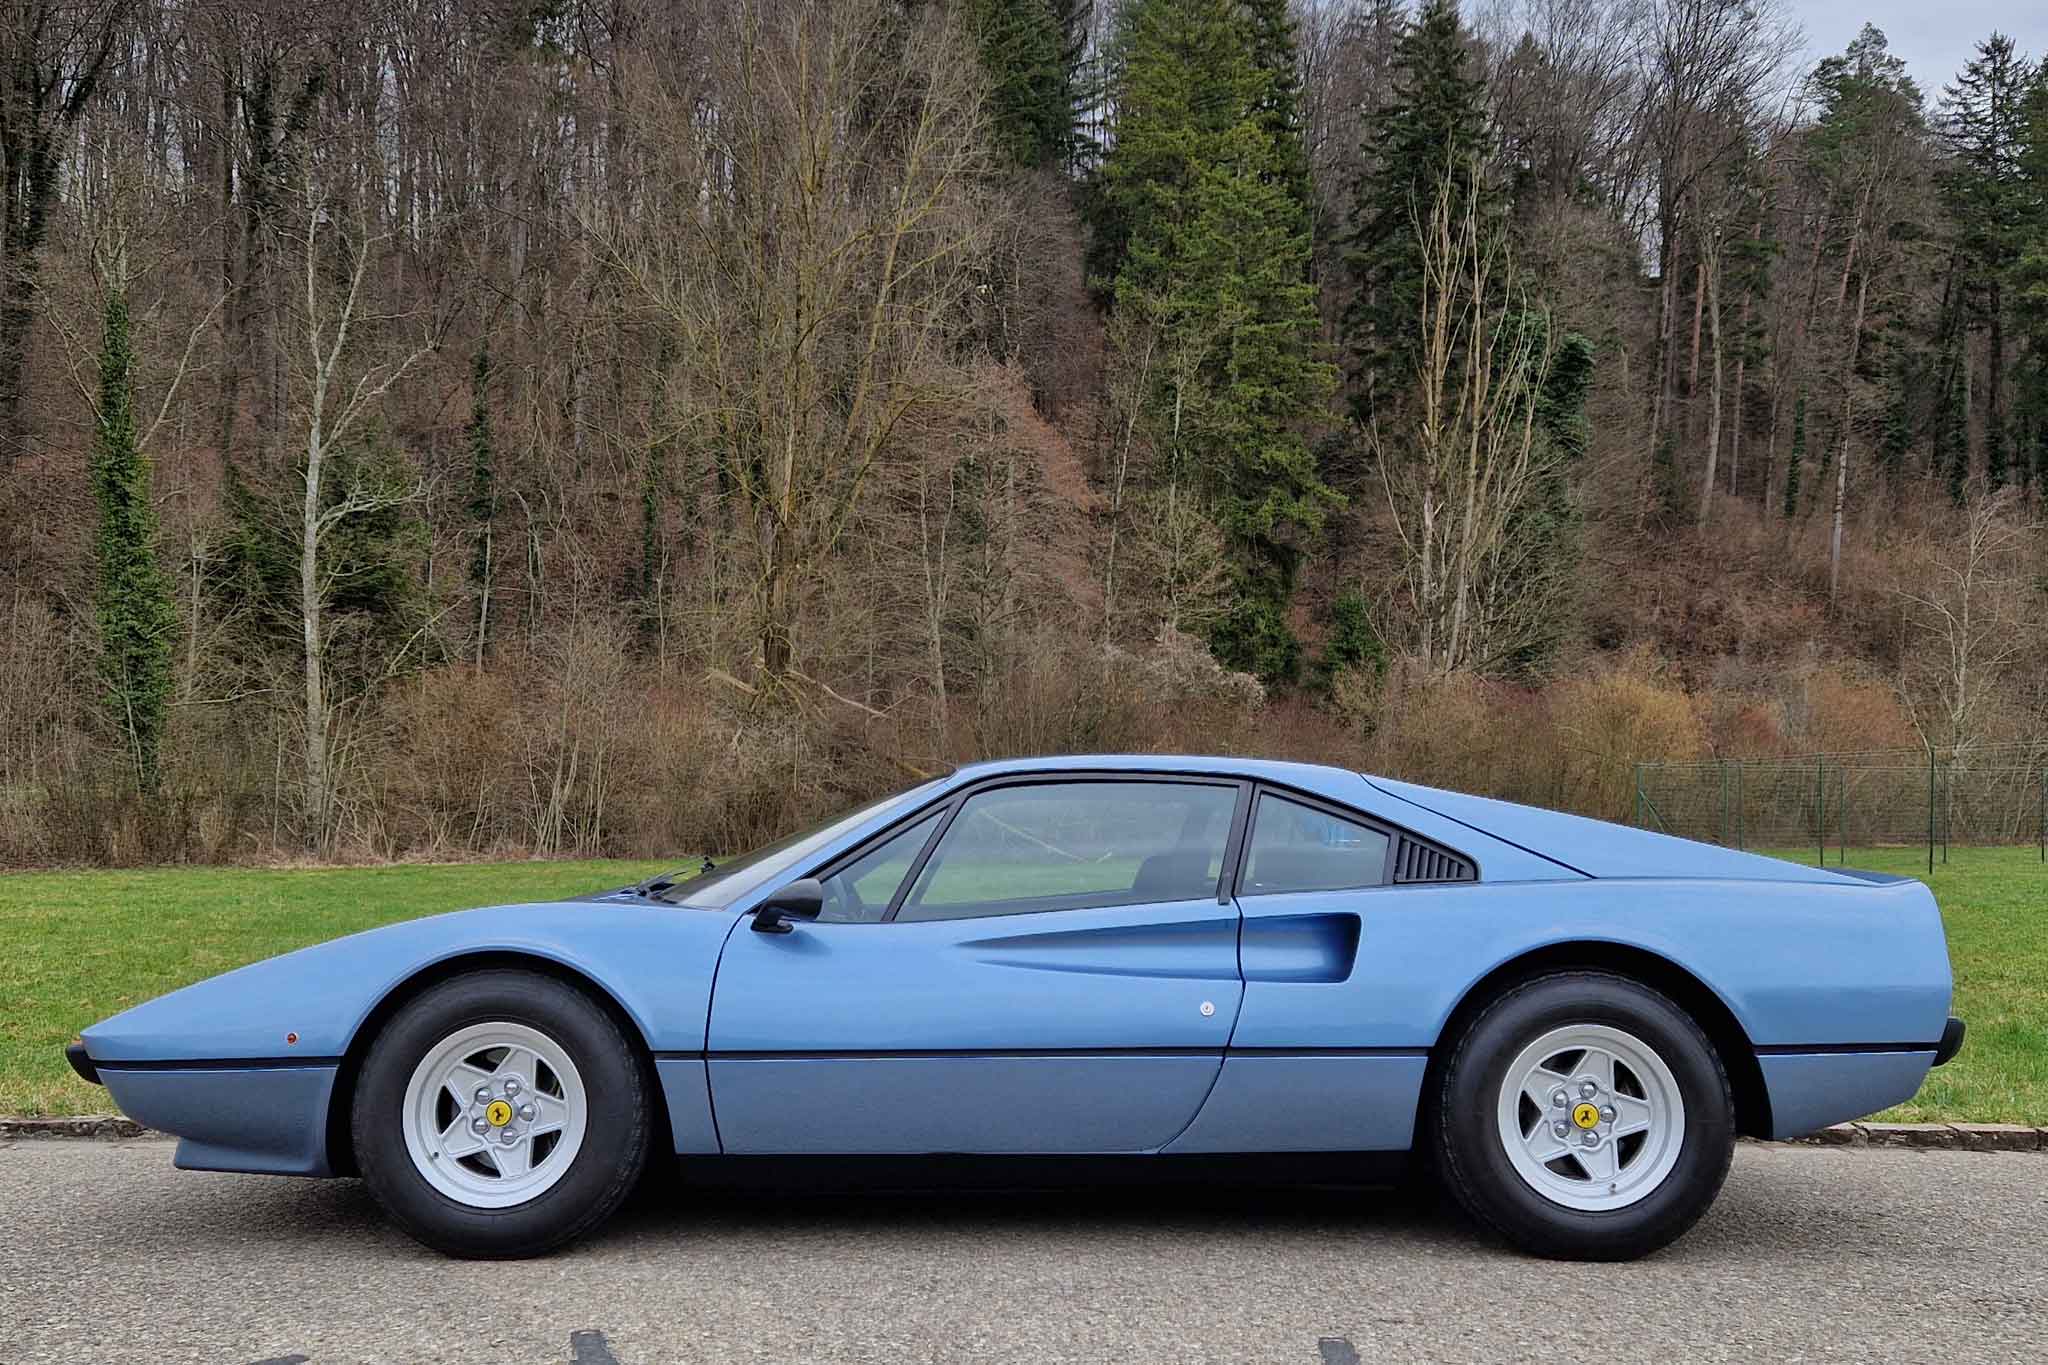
<box><xmin>352</xmin><ymin>969</ymin><xmax>650</xmax><ymax>1258</ymax></box>
<box><xmin>1434</xmin><ymin>971</ymin><xmax>1734</xmax><ymax>1260</ymax></box>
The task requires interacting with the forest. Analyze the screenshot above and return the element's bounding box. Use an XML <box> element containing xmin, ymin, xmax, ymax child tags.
<box><xmin>1</xmin><ymin>0</ymin><xmax>2045</xmax><ymax>865</ymax></box>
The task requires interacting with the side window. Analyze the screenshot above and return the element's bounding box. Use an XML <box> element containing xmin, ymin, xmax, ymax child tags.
<box><xmin>817</xmin><ymin>812</ymin><xmax>941</xmax><ymax>923</ymax></box>
<box><xmin>895</xmin><ymin>781</ymin><xmax>1237</xmax><ymax>922</ymax></box>
<box><xmin>1240</xmin><ymin>793</ymin><xmax>1389</xmax><ymax>896</ymax></box>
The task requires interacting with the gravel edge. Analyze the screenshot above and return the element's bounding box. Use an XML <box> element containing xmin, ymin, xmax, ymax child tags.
<box><xmin>4</xmin><ymin>1116</ymin><xmax>2045</xmax><ymax>1150</ymax></box>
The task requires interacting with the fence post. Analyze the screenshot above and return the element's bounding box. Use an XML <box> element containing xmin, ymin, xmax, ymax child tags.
<box><xmin>1816</xmin><ymin>758</ymin><xmax>1825</xmax><ymax>868</ymax></box>
<box><xmin>1633</xmin><ymin>763</ymin><xmax>1643</xmax><ymax>828</ymax></box>
<box><xmin>1838</xmin><ymin>764</ymin><xmax>1848</xmax><ymax>864</ymax></box>
<box><xmin>1718</xmin><ymin>761</ymin><xmax>1729</xmax><ymax>846</ymax></box>
<box><xmin>2040</xmin><ymin>769</ymin><xmax>2044</xmax><ymax>865</ymax></box>
<box><xmin>1927</xmin><ymin>746</ymin><xmax>1936</xmax><ymax>877</ymax></box>
<box><xmin>1735</xmin><ymin>760</ymin><xmax>1745</xmax><ymax>850</ymax></box>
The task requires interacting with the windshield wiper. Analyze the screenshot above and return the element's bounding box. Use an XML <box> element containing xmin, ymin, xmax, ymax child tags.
<box><xmin>630</xmin><ymin>856</ymin><xmax>715</xmax><ymax>900</ymax></box>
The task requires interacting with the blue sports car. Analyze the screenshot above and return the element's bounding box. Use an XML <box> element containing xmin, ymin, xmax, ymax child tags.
<box><xmin>66</xmin><ymin>755</ymin><xmax>1963</xmax><ymax>1260</ymax></box>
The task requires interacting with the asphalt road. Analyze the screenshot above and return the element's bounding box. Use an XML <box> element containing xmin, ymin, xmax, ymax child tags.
<box><xmin>1</xmin><ymin>1139</ymin><xmax>2042</xmax><ymax>1364</ymax></box>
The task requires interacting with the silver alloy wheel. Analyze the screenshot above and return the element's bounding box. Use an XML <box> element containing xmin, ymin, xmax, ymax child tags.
<box><xmin>400</xmin><ymin>1020</ymin><xmax>588</xmax><ymax>1209</ymax></box>
<box><xmin>1495</xmin><ymin>1023</ymin><xmax>1685</xmax><ymax>1212</ymax></box>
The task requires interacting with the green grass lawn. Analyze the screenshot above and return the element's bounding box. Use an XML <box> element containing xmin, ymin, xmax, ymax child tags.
<box><xmin>1</xmin><ymin>848</ymin><xmax>2040</xmax><ymax>1124</ymax></box>
<box><xmin>0</xmin><ymin>859</ymin><xmax>668</xmax><ymax>1117</ymax></box>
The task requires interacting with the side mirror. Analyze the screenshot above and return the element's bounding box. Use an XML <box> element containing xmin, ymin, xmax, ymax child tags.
<box><xmin>751</xmin><ymin>878</ymin><xmax>825</xmax><ymax>934</ymax></box>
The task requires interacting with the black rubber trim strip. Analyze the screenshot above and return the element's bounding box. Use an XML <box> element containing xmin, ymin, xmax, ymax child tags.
<box><xmin>707</xmin><ymin>1047</ymin><xmax>1223</xmax><ymax>1060</ymax></box>
<box><xmin>1752</xmin><ymin>1042</ymin><xmax>1943</xmax><ymax>1056</ymax></box>
<box><xmin>90</xmin><ymin>1055</ymin><xmax>344</xmax><ymax>1072</ymax></box>
<box><xmin>64</xmin><ymin>1041</ymin><xmax>100</xmax><ymax>1086</ymax></box>
<box><xmin>696</xmin><ymin>1046</ymin><xmax>1430</xmax><ymax>1061</ymax></box>
<box><xmin>1933</xmin><ymin>1016</ymin><xmax>1965</xmax><ymax>1067</ymax></box>
<box><xmin>1224</xmin><ymin>1047</ymin><xmax>1430</xmax><ymax>1059</ymax></box>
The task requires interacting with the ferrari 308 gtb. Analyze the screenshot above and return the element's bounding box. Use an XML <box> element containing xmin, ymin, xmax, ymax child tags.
<box><xmin>67</xmin><ymin>755</ymin><xmax>1962</xmax><ymax>1259</ymax></box>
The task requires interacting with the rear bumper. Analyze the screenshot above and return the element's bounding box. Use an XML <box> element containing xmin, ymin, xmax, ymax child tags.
<box><xmin>1759</xmin><ymin>1050</ymin><xmax>1938</xmax><ymax>1139</ymax></box>
<box><xmin>1933</xmin><ymin>1016</ymin><xmax>1966</xmax><ymax>1068</ymax></box>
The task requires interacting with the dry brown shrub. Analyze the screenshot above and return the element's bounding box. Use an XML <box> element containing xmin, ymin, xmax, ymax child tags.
<box><xmin>1548</xmin><ymin>654</ymin><xmax>1706</xmax><ymax>820</ymax></box>
<box><xmin>1792</xmin><ymin>666</ymin><xmax>1918</xmax><ymax>755</ymax></box>
<box><xmin>1369</xmin><ymin>666</ymin><xmax>1529</xmax><ymax>797</ymax></box>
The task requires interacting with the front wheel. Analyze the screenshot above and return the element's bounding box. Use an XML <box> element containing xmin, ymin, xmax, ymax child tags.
<box><xmin>1434</xmin><ymin>970</ymin><xmax>1734</xmax><ymax>1261</ymax></box>
<box><xmin>352</xmin><ymin>969</ymin><xmax>650</xmax><ymax>1258</ymax></box>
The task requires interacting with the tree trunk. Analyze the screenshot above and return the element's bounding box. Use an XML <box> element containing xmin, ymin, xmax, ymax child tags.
<box><xmin>1686</xmin><ymin>259</ymin><xmax>1705</xmax><ymax>414</ymax></box>
<box><xmin>1697</xmin><ymin>243</ymin><xmax>1723</xmax><ymax>528</ymax></box>
<box><xmin>1829</xmin><ymin>274</ymin><xmax>1869</xmax><ymax>604</ymax></box>
<box><xmin>301</xmin><ymin>419</ymin><xmax>330</xmax><ymax>845</ymax></box>
<box><xmin>0</xmin><ymin>133</ymin><xmax>59</xmax><ymax>467</ymax></box>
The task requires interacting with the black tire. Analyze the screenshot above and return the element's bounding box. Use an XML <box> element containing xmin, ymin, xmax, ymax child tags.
<box><xmin>1433</xmin><ymin>970</ymin><xmax>1734</xmax><ymax>1261</ymax></box>
<box><xmin>351</xmin><ymin>968</ymin><xmax>651</xmax><ymax>1258</ymax></box>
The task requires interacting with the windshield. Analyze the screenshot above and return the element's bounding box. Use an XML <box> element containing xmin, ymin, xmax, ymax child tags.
<box><xmin>656</xmin><ymin>777</ymin><xmax>946</xmax><ymax>909</ymax></box>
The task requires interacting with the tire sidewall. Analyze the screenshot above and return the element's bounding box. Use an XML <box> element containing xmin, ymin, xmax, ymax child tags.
<box><xmin>1439</xmin><ymin>972</ymin><xmax>1734</xmax><ymax>1258</ymax></box>
<box><xmin>352</xmin><ymin>970</ymin><xmax>649</xmax><ymax>1257</ymax></box>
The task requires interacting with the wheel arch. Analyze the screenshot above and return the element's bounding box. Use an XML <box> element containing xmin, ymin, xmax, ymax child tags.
<box><xmin>1426</xmin><ymin>941</ymin><xmax>1771</xmax><ymax>1140</ymax></box>
<box><xmin>323</xmin><ymin>950</ymin><xmax>669</xmax><ymax>1177</ymax></box>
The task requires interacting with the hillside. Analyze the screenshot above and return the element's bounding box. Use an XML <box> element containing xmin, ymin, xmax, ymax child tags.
<box><xmin>1</xmin><ymin>0</ymin><xmax>2044</xmax><ymax>865</ymax></box>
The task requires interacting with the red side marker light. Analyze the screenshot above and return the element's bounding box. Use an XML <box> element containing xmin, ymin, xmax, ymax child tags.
<box><xmin>285</xmin><ymin>1032</ymin><xmax>299</xmax><ymax>1046</ymax></box>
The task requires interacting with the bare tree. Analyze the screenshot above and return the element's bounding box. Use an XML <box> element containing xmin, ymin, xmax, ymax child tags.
<box><xmin>602</xmin><ymin>0</ymin><xmax>989</xmax><ymax>692</ymax></box>
<box><xmin>288</xmin><ymin>181</ymin><xmax>436</xmax><ymax>846</ymax></box>
<box><xmin>1892</xmin><ymin>492</ymin><xmax>2045</xmax><ymax>759</ymax></box>
<box><xmin>1378</xmin><ymin>164</ymin><xmax>1558</xmax><ymax>674</ymax></box>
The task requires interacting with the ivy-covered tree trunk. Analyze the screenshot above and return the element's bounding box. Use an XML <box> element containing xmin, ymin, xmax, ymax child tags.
<box><xmin>90</xmin><ymin>288</ymin><xmax>178</xmax><ymax>790</ymax></box>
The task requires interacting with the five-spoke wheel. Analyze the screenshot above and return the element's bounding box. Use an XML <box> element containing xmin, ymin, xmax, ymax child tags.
<box><xmin>401</xmin><ymin>1021</ymin><xmax>587</xmax><ymax>1207</ymax></box>
<box><xmin>353</xmin><ymin>969</ymin><xmax>649</xmax><ymax>1258</ymax></box>
<box><xmin>1435</xmin><ymin>970</ymin><xmax>1734</xmax><ymax>1261</ymax></box>
<box><xmin>1496</xmin><ymin>1024</ymin><xmax>1683</xmax><ymax>1212</ymax></box>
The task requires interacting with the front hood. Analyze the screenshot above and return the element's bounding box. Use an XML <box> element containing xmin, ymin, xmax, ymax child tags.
<box><xmin>80</xmin><ymin>898</ymin><xmax>735</xmax><ymax>1064</ymax></box>
<box><xmin>1365</xmin><ymin>775</ymin><xmax>1865</xmax><ymax>884</ymax></box>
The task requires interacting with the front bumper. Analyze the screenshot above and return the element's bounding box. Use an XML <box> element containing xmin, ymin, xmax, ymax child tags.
<box><xmin>65</xmin><ymin>1041</ymin><xmax>101</xmax><ymax>1085</ymax></box>
<box><xmin>1933</xmin><ymin>1016</ymin><xmax>1966</xmax><ymax>1067</ymax></box>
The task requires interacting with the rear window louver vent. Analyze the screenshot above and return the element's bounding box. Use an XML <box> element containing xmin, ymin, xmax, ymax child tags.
<box><xmin>1393</xmin><ymin>838</ymin><xmax>1476</xmax><ymax>884</ymax></box>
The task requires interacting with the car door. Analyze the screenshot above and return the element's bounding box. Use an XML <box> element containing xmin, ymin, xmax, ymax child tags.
<box><xmin>1166</xmin><ymin>787</ymin><xmax>1463</xmax><ymax>1155</ymax></box>
<box><xmin>706</xmin><ymin>776</ymin><xmax>1248</xmax><ymax>1154</ymax></box>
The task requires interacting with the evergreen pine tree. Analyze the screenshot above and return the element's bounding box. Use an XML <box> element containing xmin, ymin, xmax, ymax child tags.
<box><xmin>1341</xmin><ymin>0</ymin><xmax>1494</xmax><ymax>421</ymax></box>
<box><xmin>1099</xmin><ymin>0</ymin><xmax>1337</xmax><ymax>679</ymax></box>
<box><xmin>2012</xmin><ymin>64</ymin><xmax>2048</xmax><ymax>491</ymax></box>
<box><xmin>89</xmin><ymin>287</ymin><xmax>178</xmax><ymax>790</ymax></box>
<box><xmin>1242</xmin><ymin>0</ymin><xmax>1314</xmax><ymax>239</ymax></box>
<box><xmin>967</xmin><ymin>0</ymin><xmax>1070</xmax><ymax>169</ymax></box>
<box><xmin>1939</xmin><ymin>34</ymin><xmax>2037</xmax><ymax>492</ymax></box>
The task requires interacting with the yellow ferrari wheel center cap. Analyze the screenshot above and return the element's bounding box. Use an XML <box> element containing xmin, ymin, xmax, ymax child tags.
<box><xmin>1571</xmin><ymin>1102</ymin><xmax>1601</xmax><ymax>1130</ymax></box>
<box><xmin>485</xmin><ymin>1100</ymin><xmax>513</xmax><ymax>1128</ymax></box>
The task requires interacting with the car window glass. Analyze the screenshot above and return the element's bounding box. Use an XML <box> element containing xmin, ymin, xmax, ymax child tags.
<box><xmin>896</xmin><ymin>781</ymin><xmax>1236</xmax><ymax>922</ymax></box>
<box><xmin>1240</xmin><ymin>794</ymin><xmax>1389</xmax><ymax>896</ymax></box>
<box><xmin>817</xmin><ymin>812</ymin><xmax>940</xmax><ymax>923</ymax></box>
<box><xmin>657</xmin><ymin>776</ymin><xmax>947</xmax><ymax>909</ymax></box>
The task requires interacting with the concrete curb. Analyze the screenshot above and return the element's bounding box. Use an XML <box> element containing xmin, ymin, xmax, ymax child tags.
<box><xmin>1781</xmin><ymin>1121</ymin><xmax>2047</xmax><ymax>1151</ymax></box>
<box><xmin>2</xmin><ymin>1116</ymin><xmax>155</xmax><ymax>1140</ymax></box>
<box><xmin>5</xmin><ymin>1115</ymin><xmax>2046</xmax><ymax>1150</ymax></box>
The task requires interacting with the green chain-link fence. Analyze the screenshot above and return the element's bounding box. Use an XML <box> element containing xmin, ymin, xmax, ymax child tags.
<box><xmin>1633</xmin><ymin>746</ymin><xmax>2048</xmax><ymax>873</ymax></box>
